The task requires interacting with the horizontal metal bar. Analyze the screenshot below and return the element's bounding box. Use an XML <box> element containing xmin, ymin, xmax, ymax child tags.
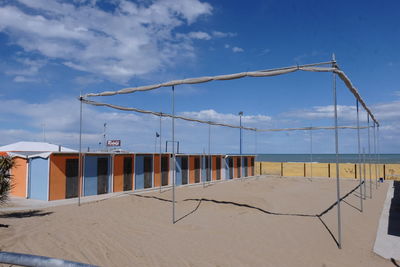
<box><xmin>0</xmin><ymin>251</ymin><xmax>98</xmax><ymax>267</ymax></box>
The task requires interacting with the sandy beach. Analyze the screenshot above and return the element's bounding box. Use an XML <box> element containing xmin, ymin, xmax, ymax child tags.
<box><xmin>0</xmin><ymin>176</ymin><xmax>391</xmax><ymax>266</ymax></box>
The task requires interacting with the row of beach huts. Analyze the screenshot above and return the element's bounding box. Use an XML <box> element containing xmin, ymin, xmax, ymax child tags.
<box><xmin>1</xmin><ymin>142</ymin><xmax>255</xmax><ymax>201</ymax></box>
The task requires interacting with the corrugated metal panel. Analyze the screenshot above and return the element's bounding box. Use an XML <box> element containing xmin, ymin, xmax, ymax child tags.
<box><xmin>28</xmin><ymin>158</ymin><xmax>49</xmax><ymax>201</ymax></box>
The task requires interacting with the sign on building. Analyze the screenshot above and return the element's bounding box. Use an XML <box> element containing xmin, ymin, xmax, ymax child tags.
<box><xmin>107</xmin><ymin>140</ymin><xmax>121</xmax><ymax>147</ymax></box>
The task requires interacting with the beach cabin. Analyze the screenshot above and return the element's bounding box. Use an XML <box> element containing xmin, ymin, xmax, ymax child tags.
<box><xmin>49</xmin><ymin>153</ymin><xmax>79</xmax><ymax>200</ymax></box>
<box><xmin>249</xmin><ymin>156</ymin><xmax>255</xmax><ymax>176</ymax></box>
<box><xmin>154</xmin><ymin>153</ymin><xmax>170</xmax><ymax>187</ymax></box>
<box><xmin>83</xmin><ymin>153</ymin><xmax>112</xmax><ymax>196</ymax></box>
<box><xmin>201</xmin><ymin>155</ymin><xmax>212</xmax><ymax>182</ymax></box>
<box><xmin>189</xmin><ymin>155</ymin><xmax>201</xmax><ymax>184</ymax></box>
<box><xmin>212</xmin><ymin>155</ymin><xmax>222</xmax><ymax>181</ymax></box>
<box><xmin>9</xmin><ymin>155</ymin><xmax>29</xmax><ymax>198</ymax></box>
<box><xmin>233</xmin><ymin>156</ymin><xmax>240</xmax><ymax>178</ymax></box>
<box><xmin>225</xmin><ymin>156</ymin><xmax>234</xmax><ymax>180</ymax></box>
<box><xmin>175</xmin><ymin>155</ymin><xmax>189</xmax><ymax>186</ymax></box>
<box><xmin>113</xmin><ymin>153</ymin><xmax>134</xmax><ymax>192</ymax></box>
<box><xmin>0</xmin><ymin>142</ymin><xmax>78</xmax><ymax>201</ymax></box>
<box><xmin>135</xmin><ymin>153</ymin><xmax>154</xmax><ymax>190</ymax></box>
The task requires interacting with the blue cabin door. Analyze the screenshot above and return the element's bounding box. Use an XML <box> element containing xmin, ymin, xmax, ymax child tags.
<box><xmin>175</xmin><ymin>157</ymin><xmax>182</xmax><ymax>186</ymax></box>
<box><xmin>29</xmin><ymin>158</ymin><xmax>49</xmax><ymax>201</ymax></box>
<box><xmin>201</xmin><ymin>156</ymin><xmax>206</xmax><ymax>182</ymax></box>
<box><xmin>135</xmin><ymin>155</ymin><xmax>144</xmax><ymax>190</ymax></box>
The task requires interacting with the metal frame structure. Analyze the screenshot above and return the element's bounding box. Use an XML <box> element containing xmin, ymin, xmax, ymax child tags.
<box><xmin>78</xmin><ymin>57</ymin><xmax>380</xmax><ymax>249</ymax></box>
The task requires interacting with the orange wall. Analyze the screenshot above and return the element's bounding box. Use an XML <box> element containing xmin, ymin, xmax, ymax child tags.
<box><xmin>212</xmin><ymin>156</ymin><xmax>217</xmax><ymax>181</ymax></box>
<box><xmin>189</xmin><ymin>156</ymin><xmax>195</xmax><ymax>184</ymax></box>
<box><xmin>10</xmin><ymin>157</ymin><xmax>27</xmax><ymax>197</ymax></box>
<box><xmin>49</xmin><ymin>154</ymin><xmax>79</xmax><ymax>201</ymax></box>
<box><xmin>233</xmin><ymin>157</ymin><xmax>238</xmax><ymax>178</ymax></box>
<box><xmin>247</xmin><ymin>157</ymin><xmax>253</xmax><ymax>176</ymax></box>
<box><xmin>154</xmin><ymin>154</ymin><xmax>161</xmax><ymax>187</ymax></box>
<box><xmin>113</xmin><ymin>155</ymin><xmax>124</xmax><ymax>192</ymax></box>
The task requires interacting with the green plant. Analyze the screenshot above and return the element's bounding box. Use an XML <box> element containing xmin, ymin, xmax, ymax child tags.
<box><xmin>0</xmin><ymin>156</ymin><xmax>14</xmax><ymax>204</ymax></box>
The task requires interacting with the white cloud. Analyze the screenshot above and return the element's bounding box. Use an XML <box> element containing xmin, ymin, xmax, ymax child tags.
<box><xmin>212</xmin><ymin>31</ymin><xmax>236</xmax><ymax>38</ymax></box>
<box><xmin>187</xmin><ymin>31</ymin><xmax>211</xmax><ymax>40</ymax></box>
<box><xmin>281</xmin><ymin>100</ymin><xmax>400</xmax><ymax>152</ymax></box>
<box><xmin>224</xmin><ymin>44</ymin><xmax>244</xmax><ymax>53</ymax></box>
<box><xmin>0</xmin><ymin>0</ymin><xmax>213</xmax><ymax>83</ymax></box>
<box><xmin>284</xmin><ymin>105</ymin><xmax>366</xmax><ymax>122</ymax></box>
<box><xmin>177</xmin><ymin>30</ymin><xmax>236</xmax><ymax>41</ymax></box>
<box><xmin>5</xmin><ymin>57</ymin><xmax>47</xmax><ymax>82</ymax></box>
<box><xmin>180</xmin><ymin>109</ymin><xmax>271</xmax><ymax>125</ymax></box>
<box><xmin>13</xmin><ymin>76</ymin><xmax>39</xmax><ymax>83</ymax></box>
<box><xmin>232</xmin><ymin>46</ymin><xmax>244</xmax><ymax>53</ymax></box>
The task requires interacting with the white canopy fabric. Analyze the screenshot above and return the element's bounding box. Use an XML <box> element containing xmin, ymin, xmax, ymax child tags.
<box><xmin>7</xmin><ymin>152</ymin><xmax>52</xmax><ymax>159</ymax></box>
<box><xmin>84</xmin><ymin>66</ymin><xmax>334</xmax><ymax>96</ymax></box>
<box><xmin>0</xmin><ymin>141</ymin><xmax>76</xmax><ymax>152</ymax></box>
<box><xmin>83</xmin><ymin>61</ymin><xmax>378</xmax><ymax>126</ymax></box>
<box><xmin>82</xmin><ymin>98</ymin><xmax>370</xmax><ymax>132</ymax></box>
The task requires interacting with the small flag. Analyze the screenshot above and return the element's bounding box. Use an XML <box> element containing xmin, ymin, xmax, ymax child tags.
<box><xmin>156</xmin><ymin>132</ymin><xmax>160</xmax><ymax>137</ymax></box>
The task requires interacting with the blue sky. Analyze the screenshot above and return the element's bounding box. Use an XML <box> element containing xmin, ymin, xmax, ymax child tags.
<box><xmin>0</xmin><ymin>0</ymin><xmax>399</xmax><ymax>154</ymax></box>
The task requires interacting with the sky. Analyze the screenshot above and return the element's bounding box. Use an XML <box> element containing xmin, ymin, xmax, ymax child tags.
<box><xmin>0</xmin><ymin>0</ymin><xmax>399</xmax><ymax>154</ymax></box>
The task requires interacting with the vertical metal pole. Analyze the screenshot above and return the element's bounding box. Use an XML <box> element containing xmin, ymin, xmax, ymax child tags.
<box><xmin>240</xmin><ymin>114</ymin><xmax>243</xmax><ymax>155</ymax></box>
<box><xmin>239</xmin><ymin>112</ymin><xmax>243</xmax><ymax>179</ymax></box>
<box><xmin>356</xmin><ymin>100</ymin><xmax>363</xmax><ymax>211</ymax></box>
<box><xmin>373</xmin><ymin>122</ymin><xmax>378</xmax><ymax>189</ymax></box>
<box><xmin>208</xmin><ymin>122</ymin><xmax>211</xmax><ymax>183</ymax></box>
<box><xmin>254</xmin><ymin>129</ymin><xmax>258</xmax><ymax>155</ymax></box>
<box><xmin>172</xmin><ymin>86</ymin><xmax>176</xmax><ymax>224</ymax></box>
<box><xmin>363</xmin><ymin>148</ymin><xmax>366</xmax><ymax>199</ymax></box>
<box><xmin>367</xmin><ymin>115</ymin><xmax>372</xmax><ymax>198</ymax></box>
<box><xmin>159</xmin><ymin>113</ymin><xmax>162</xmax><ymax>193</ymax></box>
<box><xmin>203</xmin><ymin>149</ymin><xmax>205</xmax><ymax>188</ymax></box>
<box><xmin>377</xmin><ymin>125</ymin><xmax>381</xmax><ymax>182</ymax></box>
<box><xmin>154</xmin><ymin>135</ymin><xmax>157</xmax><ymax>153</ymax></box>
<box><xmin>332</xmin><ymin>55</ymin><xmax>342</xmax><ymax>249</ymax></box>
<box><xmin>310</xmin><ymin>127</ymin><xmax>313</xmax><ymax>178</ymax></box>
<box><xmin>78</xmin><ymin>96</ymin><xmax>83</xmax><ymax>207</ymax></box>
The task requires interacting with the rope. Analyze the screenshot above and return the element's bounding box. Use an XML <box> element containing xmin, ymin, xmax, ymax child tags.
<box><xmin>81</xmin><ymin>98</ymin><xmax>371</xmax><ymax>133</ymax></box>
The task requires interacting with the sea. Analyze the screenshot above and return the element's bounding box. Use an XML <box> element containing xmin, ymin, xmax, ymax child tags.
<box><xmin>255</xmin><ymin>154</ymin><xmax>400</xmax><ymax>164</ymax></box>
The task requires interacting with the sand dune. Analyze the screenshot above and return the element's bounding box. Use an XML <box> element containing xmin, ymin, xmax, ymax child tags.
<box><xmin>0</xmin><ymin>176</ymin><xmax>391</xmax><ymax>266</ymax></box>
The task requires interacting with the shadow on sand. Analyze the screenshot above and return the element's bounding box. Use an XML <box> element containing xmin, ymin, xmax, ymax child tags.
<box><xmin>0</xmin><ymin>210</ymin><xmax>54</xmax><ymax>228</ymax></box>
<box><xmin>137</xmin><ymin>181</ymin><xmax>365</xmax><ymax>248</ymax></box>
<box><xmin>0</xmin><ymin>210</ymin><xmax>53</xmax><ymax>219</ymax></box>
